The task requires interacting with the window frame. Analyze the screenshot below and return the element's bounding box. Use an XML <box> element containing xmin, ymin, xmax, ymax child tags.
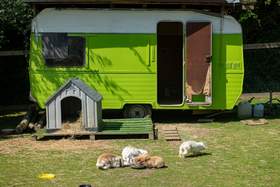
<box><xmin>41</xmin><ymin>33</ymin><xmax>86</xmax><ymax>68</ymax></box>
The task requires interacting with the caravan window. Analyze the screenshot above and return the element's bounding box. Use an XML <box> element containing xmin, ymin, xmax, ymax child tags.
<box><xmin>42</xmin><ymin>33</ymin><xmax>85</xmax><ymax>67</ymax></box>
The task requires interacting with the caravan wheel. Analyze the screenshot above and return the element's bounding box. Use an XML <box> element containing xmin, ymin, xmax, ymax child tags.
<box><xmin>123</xmin><ymin>105</ymin><xmax>152</xmax><ymax>118</ymax></box>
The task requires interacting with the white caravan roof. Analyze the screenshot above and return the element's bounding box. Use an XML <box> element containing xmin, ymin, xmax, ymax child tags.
<box><xmin>32</xmin><ymin>8</ymin><xmax>242</xmax><ymax>34</ymax></box>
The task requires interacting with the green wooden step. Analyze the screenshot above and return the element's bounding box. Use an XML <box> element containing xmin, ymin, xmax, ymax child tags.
<box><xmin>101</xmin><ymin>125</ymin><xmax>151</xmax><ymax>128</ymax></box>
<box><xmin>100</xmin><ymin>126</ymin><xmax>152</xmax><ymax>128</ymax></box>
<box><xmin>103</xmin><ymin>118</ymin><xmax>152</xmax><ymax>122</ymax></box>
<box><xmin>101</xmin><ymin>123</ymin><xmax>151</xmax><ymax>126</ymax></box>
<box><xmin>101</xmin><ymin>122</ymin><xmax>152</xmax><ymax>126</ymax></box>
<box><xmin>99</xmin><ymin>118</ymin><xmax>153</xmax><ymax>134</ymax></box>
<box><xmin>100</xmin><ymin>130</ymin><xmax>151</xmax><ymax>133</ymax></box>
<box><xmin>96</xmin><ymin>131</ymin><xmax>151</xmax><ymax>135</ymax></box>
<box><xmin>99</xmin><ymin>128</ymin><xmax>151</xmax><ymax>131</ymax></box>
<box><xmin>101</xmin><ymin>129</ymin><xmax>152</xmax><ymax>131</ymax></box>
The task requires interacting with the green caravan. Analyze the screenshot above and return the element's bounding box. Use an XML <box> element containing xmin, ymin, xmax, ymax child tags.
<box><xmin>29</xmin><ymin>8</ymin><xmax>244</xmax><ymax>117</ymax></box>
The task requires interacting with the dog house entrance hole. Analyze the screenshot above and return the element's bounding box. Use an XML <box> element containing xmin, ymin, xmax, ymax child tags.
<box><xmin>61</xmin><ymin>96</ymin><xmax>83</xmax><ymax>129</ymax></box>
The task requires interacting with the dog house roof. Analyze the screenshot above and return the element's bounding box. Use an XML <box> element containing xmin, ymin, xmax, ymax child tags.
<box><xmin>46</xmin><ymin>78</ymin><xmax>102</xmax><ymax>105</ymax></box>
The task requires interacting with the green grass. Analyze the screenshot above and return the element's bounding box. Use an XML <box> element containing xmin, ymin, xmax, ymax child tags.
<box><xmin>1</xmin><ymin>118</ymin><xmax>280</xmax><ymax>187</ymax></box>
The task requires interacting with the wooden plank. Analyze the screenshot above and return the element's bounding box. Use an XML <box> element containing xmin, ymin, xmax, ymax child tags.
<box><xmin>163</xmin><ymin>129</ymin><xmax>178</xmax><ymax>130</ymax></box>
<box><xmin>165</xmin><ymin>137</ymin><xmax>181</xmax><ymax>141</ymax></box>
<box><xmin>165</xmin><ymin>135</ymin><xmax>181</xmax><ymax>138</ymax></box>
<box><xmin>101</xmin><ymin>124</ymin><xmax>152</xmax><ymax>126</ymax></box>
<box><xmin>100</xmin><ymin>131</ymin><xmax>152</xmax><ymax>133</ymax></box>
<box><xmin>163</xmin><ymin>131</ymin><xmax>178</xmax><ymax>133</ymax></box>
<box><xmin>165</xmin><ymin>137</ymin><xmax>181</xmax><ymax>140</ymax></box>
<box><xmin>100</xmin><ymin>129</ymin><xmax>152</xmax><ymax>132</ymax></box>
<box><xmin>101</xmin><ymin>124</ymin><xmax>152</xmax><ymax>127</ymax></box>
<box><xmin>148</xmin><ymin>133</ymin><xmax>154</xmax><ymax>140</ymax></box>
<box><xmin>164</xmin><ymin>133</ymin><xmax>180</xmax><ymax>136</ymax></box>
<box><xmin>0</xmin><ymin>50</ymin><xmax>26</xmax><ymax>56</ymax></box>
<box><xmin>101</xmin><ymin>127</ymin><xmax>151</xmax><ymax>130</ymax></box>
<box><xmin>101</xmin><ymin>125</ymin><xmax>152</xmax><ymax>128</ymax></box>
<box><xmin>39</xmin><ymin>117</ymin><xmax>154</xmax><ymax>139</ymax></box>
<box><xmin>163</xmin><ymin>129</ymin><xmax>178</xmax><ymax>132</ymax></box>
<box><xmin>41</xmin><ymin>132</ymin><xmax>95</xmax><ymax>136</ymax></box>
<box><xmin>37</xmin><ymin>130</ymin><xmax>152</xmax><ymax>138</ymax></box>
<box><xmin>0</xmin><ymin>105</ymin><xmax>29</xmax><ymax>112</ymax></box>
<box><xmin>103</xmin><ymin>117</ymin><xmax>151</xmax><ymax>121</ymax></box>
<box><xmin>102</xmin><ymin>118</ymin><xmax>152</xmax><ymax>123</ymax></box>
<box><xmin>244</xmin><ymin>42</ymin><xmax>280</xmax><ymax>50</ymax></box>
<box><xmin>162</xmin><ymin>126</ymin><xmax>181</xmax><ymax>141</ymax></box>
<box><xmin>101</xmin><ymin>125</ymin><xmax>151</xmax><ymax>128</ymax></box>
<box><xmin>101</xmin><ymin>123</ymin><xmax>152</xmax><ymax>126</ymax></box>
<box><xmin>240</xmin><ymin>0</ymin><xmax>257</xmax><ymax>5</ymax></box>
<box><xmin>163</xmin><ymin>127</ymin><xmax>177</xmax><ymax>130</ymax></box>
<box><xmin>101</xmin><ymin>122</ymin><xmax>151</xmax><ymax>126</ymax></box>
<box><xmin>240</xmin><ymin>92</ymin><xmax>280</xmax><ymax>99</ymax></box>
<box><xmin>89</xmin><ymin>134</ymin><xmax>96</xmax><ymax>140</ymax></box>
<box><xmin>24</xmin><ymin>0</ymin><xmax>225</xmax><ymax>5</ymax></box>
<box><xmin>96</xmin><ymin>131</ymin><xmax>150</xmax><ymax>135</ymax></box>
<box><xmin>100</xmin><ymin>129</ymin><xmax>153</xmax><ymax>132</ymax></box>
<box><xmin>197</xmin><ymin>118</ymin><xmax>214</xmax><ymax>123</ymax></box>
<box><xmin>100</xmin><ymin>118</ymin><xmax>153</xmax><ymax>134</ymax></box>
<box><xmin>101</xmin><ymin>126</ymin><xmax>152</xmax><ymax>129</ymax></box>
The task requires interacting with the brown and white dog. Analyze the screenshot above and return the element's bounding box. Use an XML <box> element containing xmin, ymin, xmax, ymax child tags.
<box><xmin>96</xmin><ymin>153</ymin><xmax>123</xmax><ymax>170</ymax></box>
<box><xmin>132</xmin><ymin>154</ymin><xmax>165</xmax><ymax>169</ymax></box>
<box><xmin>122</xmin><ymin>146</ymin><xmax>148</xmax><ymax>166</ymax></box>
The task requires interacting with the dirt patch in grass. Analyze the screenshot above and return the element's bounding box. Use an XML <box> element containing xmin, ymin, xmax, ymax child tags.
<box><xmin>0</xmin><ymin>137</ymin><xmax>112</xmax><ymax>154</ymax></box>
<box><xmin>178</xmin><ymin>125</ymin><xmax>214</xmax><ymax>139</ymax></box>
<box><xmin>156</xmin><ymin>123</ymin><xmax>215</xmax><ymax>138</ymax></box>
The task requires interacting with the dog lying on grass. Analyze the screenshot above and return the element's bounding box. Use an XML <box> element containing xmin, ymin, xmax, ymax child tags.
<box><xmin>96</xmin><ymin>153</ymin><xmax>123</xmax><ymax>170</ymax></box>
<box><xmin>131</xmin><ymin>154</ymin><xmax>165</xmax><ymax>169</ymax></box>
<box><xmin>179</xmin><ymin>140</ymin><xmax>206</xmax><ymax>158</ymax></box>
<box><xmin>122</xmin><ymin>146</ymin><xmax>148</xmax><ymax>166</ymax></box>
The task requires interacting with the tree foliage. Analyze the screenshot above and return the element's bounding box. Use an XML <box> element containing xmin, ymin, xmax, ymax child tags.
<box><xmin>233</xmin><ymin>0</ymin><xmax>280</xmax><ymax>43</ymax></box>
<box><xmin>0</xmin><ymin>0</ymin><xmax>279</xmax><ymax>94</ymax></box>
<box><xmin>0</xmin><ymin>0</ymin><xmax>33</xmax><ymax>50</ymax></box>
<box><xmin>231</xmin><ymin>0</ymin><xmax>280</xmax><ymax>92</ymax></box>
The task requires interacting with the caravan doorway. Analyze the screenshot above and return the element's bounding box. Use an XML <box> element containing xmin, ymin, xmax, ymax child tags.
<box><xmin>185</xmin><ymin>22</ymin><xmax>212</xmax><ymax>105</ymax></box>
<box><xmin>157</xmin><ymin>22</ymin><xmax>183</xmax><ymax>105</ymax></box>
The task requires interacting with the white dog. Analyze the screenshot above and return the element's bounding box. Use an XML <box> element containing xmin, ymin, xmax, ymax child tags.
<box><xmin>96</xmin><ymin>153</ymin><xmax>123</xmax><ymax>170</ymax></box>
<box><xmin>179</xmin><ymin>141</ymin><xmax>206</xmax><ymax>158</ymax></box>
<box><xmin>122</xmin><ymin>146</ymin><xmax>148</xmax><ymax>166</ymax></box>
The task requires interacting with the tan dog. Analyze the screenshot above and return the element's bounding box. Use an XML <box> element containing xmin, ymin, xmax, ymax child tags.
<box><xmin>96</xmin><ymin>153</ymin><xmax>123</xmax><ymax>170</ymax></box>
<box><xmin>132</xmin><ymin>154</ymin><xmax>165</xmax><ymax>169</ymax></box>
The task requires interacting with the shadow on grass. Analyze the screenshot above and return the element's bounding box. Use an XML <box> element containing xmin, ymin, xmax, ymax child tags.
<box><xmin>71</xmin><ymin>103</ymin><xmax>280</xmax><ymax>125</ymax></box>
<box><xmin>131</xmin><ymin>165</ymin><xmax>168</xmax><ymax>170</ymax></box>
<box><xmin>184</xmin><ymin>152</ymin><xmax>212</xmax><ymax>158</ymax></box>
<box><xmin>36</xmin><ymin>134</ymin><xmax>149</xmax><ymax>141</ymax></box>
<box><xmin>0</xmin><ymin>110</ymin><xmax>34</xmax><ymax>141</ymax></box>
<box><xmin>0</xmin><ymin>135</ymin><xmax>16</xmax><ymax>140</ymax></box>
<box><xmin>0</xmin><ymin>134</ymin><xmax>29</xmax><ymax>141</ymax></box>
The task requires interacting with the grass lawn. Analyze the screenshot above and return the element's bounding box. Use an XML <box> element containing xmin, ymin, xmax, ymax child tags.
<box><xmin>0</xmin><ymin>116</ymin><xmax>280</xmax><ymax>187</ymax></box>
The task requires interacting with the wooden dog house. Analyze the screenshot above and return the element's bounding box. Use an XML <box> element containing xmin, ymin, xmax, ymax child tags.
<box><xmin>46</xmin><ymin>78</ymin><xmax>102</xmax><ymax>131</ymax></box>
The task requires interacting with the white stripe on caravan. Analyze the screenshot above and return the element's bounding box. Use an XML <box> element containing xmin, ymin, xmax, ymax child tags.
<box><xmin>32</xmin><ymin>8</ymin><xmax>241</xmax><ymax>34</ymax></box>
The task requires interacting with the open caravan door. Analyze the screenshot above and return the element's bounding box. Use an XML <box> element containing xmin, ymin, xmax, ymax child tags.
<box><xmin>186</xmin><ymin>22</ymin><xmax>212</xmax><ymax>105</ymax></box>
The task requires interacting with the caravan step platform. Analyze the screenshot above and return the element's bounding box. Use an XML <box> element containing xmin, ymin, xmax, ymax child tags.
<box><xmin>34</xmin><ymin>118</ymin><xmax>155</xmax><ymax>140</ymax></box>
<box><xmin>187</xmin><ymin>102</ymin><xmax>212</xmax><ymax>106</ymax></box>
<box><xmin>161</xmin><ymin>127</ymin><xmax>181</xmax><ymax>141</ymax></box>
<box><xmin>96</xmin><ymin>118</ymin><xmax>154</xmax><ymax>139</ymax></box>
